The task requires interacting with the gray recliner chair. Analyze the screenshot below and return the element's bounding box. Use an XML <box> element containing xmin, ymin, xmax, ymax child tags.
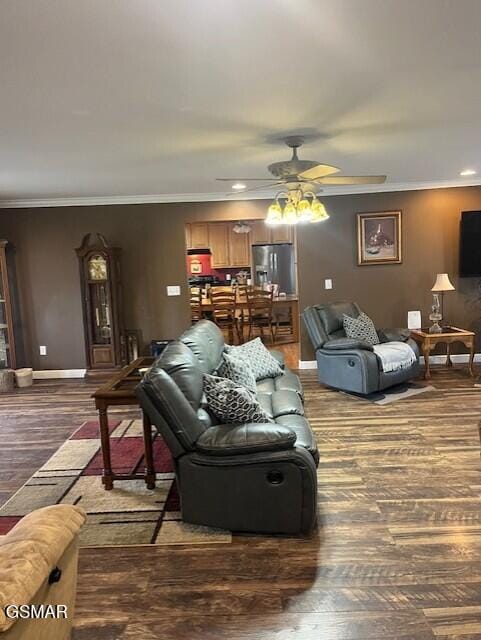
<box><xmin>302</xmin><ymin>301</ymin><xmax>420</xmax><ymax>395</ymax></box>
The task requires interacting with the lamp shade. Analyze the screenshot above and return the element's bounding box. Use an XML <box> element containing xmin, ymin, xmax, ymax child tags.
<box><xmin>431</xmin><ymin>273</ymin><xmax>455</xmax><ymax>292</ymax></box>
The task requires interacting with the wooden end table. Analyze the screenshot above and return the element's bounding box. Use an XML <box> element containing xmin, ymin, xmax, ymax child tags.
<box><xmin>410</xmin><ymin>327</ymin><xmax>475</xmax><ymax>380</ymax></box>
<box><xmin>92</xmin><ymin>356</ymin><xmax>156</xmax><ymax>490</ymax></box>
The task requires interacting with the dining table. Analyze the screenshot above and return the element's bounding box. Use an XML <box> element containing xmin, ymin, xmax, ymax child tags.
<box><xmin>200</xmin><ymin>292</ymin><xmax>299</xmax><ymax>343</ymax></box>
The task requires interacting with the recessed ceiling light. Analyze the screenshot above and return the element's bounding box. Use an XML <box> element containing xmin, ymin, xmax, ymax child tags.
<box><xmin>460</xmin><ymin>169</ymin><xmax>477</xmax><ymax>176</ymax></box>
<box><xmin>232</xmin><ymin>183</ymin><xmax>246</xmax><ymax>190</ymax></box>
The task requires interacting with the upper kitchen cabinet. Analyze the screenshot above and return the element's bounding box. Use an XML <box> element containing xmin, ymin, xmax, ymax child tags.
<box><xmin>250</xmin><ymin>220</ymin><xmax>295</xmax><ymax>244</ymax></box>
<box><xmin>270</xmin><ymin>224</ymin><xmax>294</xmax><ymax>243</ymax></box>
<box><xmin>250</xmin><ymin>220</ymin><xmax>271</xmax><ymax>245</ymax></box>
<box><xmin>208</xmin><ymin>223</ymin><xmax>230</xmax><ymax>268</ymax></box>
<box><xmin>190</xmin><ymin>223</ymin><xmax>209</xmax><ymax>249</ymax></box>
<box><xmin>228</xmin><ymin>224</ymin><xmax>250</xmax><ymax>267</ymax></box>
<box><xmin>185</xmin><ymin>223</ymin><xmax>192</xmax><ymax>249</ymax></box>
<box><xmin>185</xmin><ymin>219</ymin><xmax>295</xmax><ymax>269</ymax></box>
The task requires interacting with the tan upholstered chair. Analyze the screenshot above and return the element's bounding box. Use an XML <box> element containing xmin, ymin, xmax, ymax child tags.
<box><xmin>0</xmin><ymin>505</ymin><xmax>86</xmax><ymax>640</ymax></box>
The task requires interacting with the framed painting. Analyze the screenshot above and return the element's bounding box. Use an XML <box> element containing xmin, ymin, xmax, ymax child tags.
<box><xmin>357</xmin><ymin>211</ymin><xmax>402</xmax><ymax>265</ymax></box>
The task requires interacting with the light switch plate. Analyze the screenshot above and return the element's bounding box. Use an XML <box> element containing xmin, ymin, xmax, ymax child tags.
<box><xmin>39</xmin><ymin>345</ymin><xmax>47</xmax><ymax>356</ymax></box>
<box><xmin>324</xmin><ymin>278</ymin><xmax>333</xmax><ymax>290</ymax></box>
<box><xmin>166</xmin><ymin>285</ymin><xmax>181</xmax><ymax>297</ymax></box>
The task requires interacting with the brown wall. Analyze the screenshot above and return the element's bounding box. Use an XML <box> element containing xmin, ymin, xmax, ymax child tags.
<box><xmin>0</xmin><ymin>200</ymin><xmax>266</xmax><ymax>370</ymax></box>
<box><xmin>1</xmin><ymin>186</ymin><xmax>481</xmax><ymax>369</ymax></box>
<box><xmin>297</xmin><ymin>186</ymin><xmax>481</xmax><ymax>359</ymax></box>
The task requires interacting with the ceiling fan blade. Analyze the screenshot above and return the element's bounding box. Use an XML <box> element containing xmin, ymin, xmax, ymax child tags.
<box><xmin>315</xmin><ymin>175</ymin><xmax>387</xmax><ymax>185</ymax></box>
<box><xmin>225</xmin><ymin>181</ymin><xmax>285</xmax><ymax>195</ymax></box>
<box><xmin>298</xmin><ymin>164</ymin><xmax>340</xmax><ymax>181</ymax></box>
<box><xmin>216</xmin><ymin>178</ymin><xmax>274</xmax><ymax>182</ymax></box>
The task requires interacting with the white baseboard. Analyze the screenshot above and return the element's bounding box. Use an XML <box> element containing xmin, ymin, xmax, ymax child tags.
<box><xmin>420</xmin><ymin>353</ymin><xmax>481</xmax><ymax>364</ymax></box>
<box><xmin>299</xmin><ymin>353</ymin><xmax>481</xmax><ymax>370</ymax></box>
<box><xmin>33</xmin><ymin>369</ymin><xmax>86</xmax><ymax>379</ymax></box>
<box><xmin>30</xmin><ymin>354</ymin><xmax>481</xmax><ymax>378</ymax></box>
<box><xmin>298</xmin><ymin>360</ymin><xmax>317</xmax><ymax>369</ymax></box>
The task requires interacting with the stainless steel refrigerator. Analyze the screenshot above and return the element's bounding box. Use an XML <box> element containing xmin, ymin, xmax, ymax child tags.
<box><xmin>252</xmin><ymin>243</ymin><xmax>296</xmax><ymax>294</ymax></box>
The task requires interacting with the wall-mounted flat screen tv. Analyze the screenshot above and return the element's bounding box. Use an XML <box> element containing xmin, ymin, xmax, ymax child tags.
<box><xmin>460</xmin><ymin>210</ymin><xmax>481</xmax><ymax>277</ymax></box>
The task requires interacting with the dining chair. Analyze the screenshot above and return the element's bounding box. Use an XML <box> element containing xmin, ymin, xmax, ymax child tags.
<box><xmin>210</xmin><ymin>289</ymin><xmax>239</xmax><ymax>344</ymax></box>
<box><xmin>189</xmin><ymin>287</ymin><xmax>203</xmax><ymax>324</ymax></box>
<box><xmin>246</xmin><ymin>288</ymin><xmax>275</xmax><ymax>343</ymax></box>
<box><xmin>273</xmin><ymin>304</ymin><xmax>293</xmax><ymax>342</ymax></box>
<box><xmin>235</xmin><ymin>284</ymin><xmax>251</xmax><ymax>343</ymax></box>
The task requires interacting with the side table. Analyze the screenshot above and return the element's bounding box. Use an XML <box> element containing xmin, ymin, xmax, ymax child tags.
<box><xmin>92</xmin><ymin>356</ymin><xmax>156</xmax><ymax>490</ymax></box>
<box><xmin>410</xmin><ymin>327</ymin><xmax>475</xmax><ymax>380</ymax></box>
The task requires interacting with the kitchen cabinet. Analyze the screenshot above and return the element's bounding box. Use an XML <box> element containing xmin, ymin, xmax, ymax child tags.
<box><xmin>250</xmin><ymin>220</ymin><xmax>271</xmax><ymax>245</ymax></box>
<box><xmin>250</xmin><ymin>220</ymin><xmax>294</xmax><ymax>244</ymax></box>
<box><xmin>271</xmin><ymin>224</ymin><xmax>294</xmax><ymax>243</ymax></box>
<box><xmin>208</xmin><ymin>223</ymin><xmax>230</xmax><ymax>268</ymax></box>
<box><xmin>190</xmin><ymin>223</ymin><xmax>209</xmax><ymax>249</ymax></box>
<box><xmin>185</xmin><ymin>223</ymin><xmax>192</xmax><ymax>249</ymax></box>
<box><xmin>185</xmin><ymin>220</ymin><xmax>295</xmax><ymax>269</ymax></box>
<box><xmin>228</xmin><ymin>224</ymin><xmax>250</xmax><ymax>266</ymax></box>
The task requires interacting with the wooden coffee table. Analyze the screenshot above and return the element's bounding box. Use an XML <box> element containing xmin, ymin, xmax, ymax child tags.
<box><xmin>410</xmin><ymin>326</ymin><xmax>475</xmax><ymax>380</ymax></box>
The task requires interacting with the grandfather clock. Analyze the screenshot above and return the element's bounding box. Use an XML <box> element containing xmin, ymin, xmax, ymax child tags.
<box><xmin>76</xmin><ymin>233</ymin><xmax>126</xmax><ymax>375</ymax></box>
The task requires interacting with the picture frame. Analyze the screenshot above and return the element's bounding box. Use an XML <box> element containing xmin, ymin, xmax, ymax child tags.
<box><xmin>357</xmin><ymin>211</ymin><xmax>402</xmax><ymax>265</ymax></box>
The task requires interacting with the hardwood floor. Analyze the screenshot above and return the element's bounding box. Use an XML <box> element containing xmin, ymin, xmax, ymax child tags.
<box><xmin>1</xmin><ymin>366</ymin><xmax>480</xmax><ymax>639</ymax></box>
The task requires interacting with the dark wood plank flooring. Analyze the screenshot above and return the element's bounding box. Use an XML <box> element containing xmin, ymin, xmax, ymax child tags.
<box><xmin>1</xmin><ymin>364</ymin><xmax>480</xmax><ymax>639</ymax></box>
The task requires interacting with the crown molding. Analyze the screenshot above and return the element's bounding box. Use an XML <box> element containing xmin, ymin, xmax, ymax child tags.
<box><xmin>2</xmin><ymin>178</ymin><xmax>481</xmax><ymax>209</ymax></box>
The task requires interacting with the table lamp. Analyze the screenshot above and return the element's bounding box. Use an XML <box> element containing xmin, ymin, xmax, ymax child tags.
<box><xmin>431</xmin><ymin>273</ymin><xmax>455</xmax><ymax>330</ymax></box>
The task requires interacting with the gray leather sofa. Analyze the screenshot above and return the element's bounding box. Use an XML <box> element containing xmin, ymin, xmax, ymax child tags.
<box><xmin>302</xmin><ymin>301</ymin><xmax>420</xmax><ymax>395</ymax></box>
<box><xmin>136</xmin><ymin>320</ymin><xmax>318</xmax><ymax>535</ymax></box>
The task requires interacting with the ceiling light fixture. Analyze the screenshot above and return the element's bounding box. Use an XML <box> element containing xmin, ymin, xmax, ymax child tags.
<box><xmin>232</xmin><ymin>221</ymin><xmax>251</xmax><ymax>234</ymax></box>
<box><xmin>232</xmin><ymin>182</ymin><xmax>246</xmax><ymax>190</ymax></box>
<box><xmin>266</xmin><ymin>189</ymin><xmax>329</xmax><ymax>225</ymax></box>
<box><xmin>460</xmin><ymin>169</ymin><xmax>477</xmax><ymax>176</ymax></box>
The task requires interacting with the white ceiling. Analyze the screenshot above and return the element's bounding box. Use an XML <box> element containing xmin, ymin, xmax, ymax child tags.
<box><xmin>1</xmin><ymin>0</ymin><xmax>481</xmax><ymax>204</ymax></box>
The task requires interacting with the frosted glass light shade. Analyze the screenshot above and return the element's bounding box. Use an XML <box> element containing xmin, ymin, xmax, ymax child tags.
<box><xmin>266</xmin><ymin>202</ymin><xmax>282</xmax><ymax>225</ymax></box>
<box><xmin>283</xmin><ymin>203</ymin><xmax>298</xmax><ymax>225</ymax></box>
<box><xmin>297</xmin><ymin>198</ymin><xmax>313</xmax><ymax>222</ymax></box>
<box><xmin>431</xmin><ymin>273</ymin><xmax>455</xmax><ymax>292</ymax></box>
<box><xmin>310</xmin><ymin>200</ymin><xmax>329</xmax><ymax>222</ymax></box>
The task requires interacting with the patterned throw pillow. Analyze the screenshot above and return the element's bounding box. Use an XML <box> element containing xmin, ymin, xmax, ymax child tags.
<box><xmin>203</xmin><ymin>374</ymin><xmax>274</xmax><ymax>424</ymax></box>
<box><xmin>216</xmin><ymin>352</ymin><xmax>257</xmax><ymax>395</ymax></box>
<box><xmin>343</xmin><ymin>312</ymin><xmax>380</xmax><ymax>346</ymax></box>
<box><xmin>225</xmin><ymin>338</ymin><xmax>283</xmax><ymax>381</ymax></box>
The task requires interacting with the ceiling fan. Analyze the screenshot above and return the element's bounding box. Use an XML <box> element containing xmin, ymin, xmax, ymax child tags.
<box><xmin>216</xmin><ymin>135</ymin><xmax>386</xmax><ymax>196</ymax></box>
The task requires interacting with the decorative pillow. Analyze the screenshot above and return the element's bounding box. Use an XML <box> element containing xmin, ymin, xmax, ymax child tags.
<box><xmin>343</xmin><ymin>312</ymin><xmax>380</xmax><ymax>346</ymax></box>
<box><xmin>216</xmin><ymin>352</ymin><xmax>256</xmax><ymax>395</ymax></box>
<box><xmin>203</xmin><ymin>374</ymin><xmax>274</xmax><ymax>424</ymax></box>
<box><xmin>225</xmin><ymin>338</ymin><xmax>283</xmax><ymax>381</ymax></box>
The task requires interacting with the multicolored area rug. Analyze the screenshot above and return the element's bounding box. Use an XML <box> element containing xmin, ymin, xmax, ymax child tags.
<box><xmin>0</xmin><ymin>419</ymin><xmax>232</xmax><ymax>547</ymax></box>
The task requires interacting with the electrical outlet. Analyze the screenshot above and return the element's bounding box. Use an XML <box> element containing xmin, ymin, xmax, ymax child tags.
<box><xmin>166</xmin><ymin>285</ymin><xmax>181</xmax><ymax>296</ymax></box>
<box><xmin>39</xmin><ymin>345</ymin><xmax>47</xmax><ymax>356</ymax></box>
<box><xmin>324</xmin><ymin>278</ymin><xmax>333</xmax><ymax>290</ymax></box>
